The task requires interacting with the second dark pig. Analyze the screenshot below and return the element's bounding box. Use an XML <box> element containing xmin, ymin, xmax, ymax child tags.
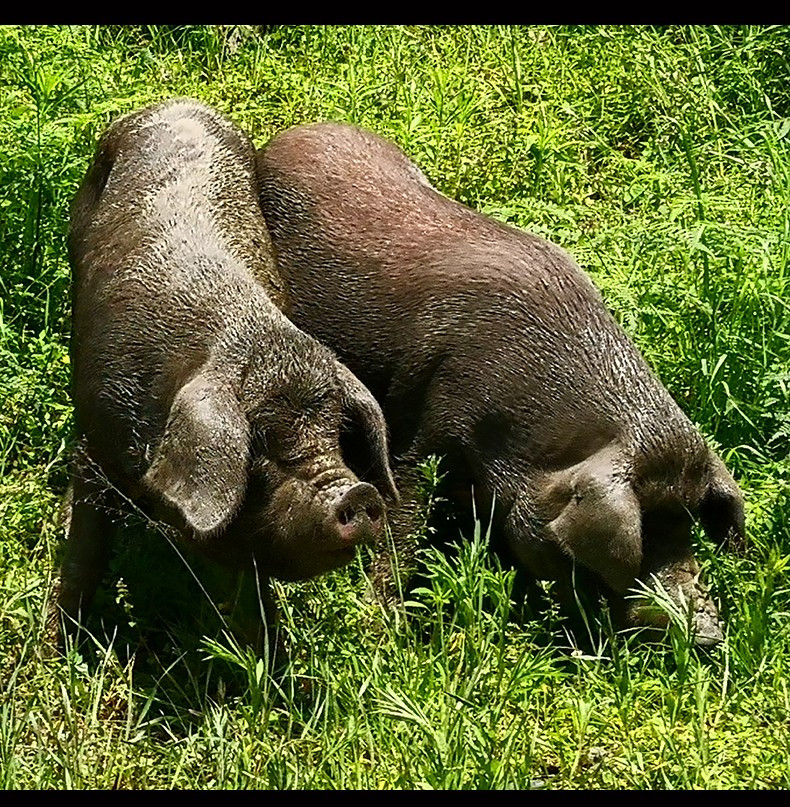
<box><xmin>256</xmin><ymin>121</ymin><xmax>744</xmax><ymax>645</ymax></box>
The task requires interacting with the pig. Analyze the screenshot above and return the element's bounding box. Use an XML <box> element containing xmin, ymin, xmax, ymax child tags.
<box><xmin>49</xmin><ymin>101</ymin><xmax>396</xmax><ymax>652</ymax></box>
<box><xmin>255</xmin><ymin>121</ymin><xmax>745</xmax><ymax>646</ymax></box>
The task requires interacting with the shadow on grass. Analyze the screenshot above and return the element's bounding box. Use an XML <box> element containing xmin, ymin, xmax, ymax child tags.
<box><xmin>52</xmin><ymin>517</ymin><xmax>289</xmax><ymax>736</ymax></box>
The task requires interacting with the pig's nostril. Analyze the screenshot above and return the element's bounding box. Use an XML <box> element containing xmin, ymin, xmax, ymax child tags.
<box><xmin>337</xmin><ymin>504</ymin><xmax>382</xmax><ymax>526</ymax></box>
<box><xmin>333</xmin><ymin>482</ymin><xmax>384</xmax><ymax>537</ymax></box>
<box><xmin>365</xmin><ymin>503</ymin><xmax>382</xmax><ymax>522</ymax></box>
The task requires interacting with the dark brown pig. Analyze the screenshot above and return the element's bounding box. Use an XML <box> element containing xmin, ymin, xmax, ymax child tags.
<box><xmin>256</xmin><ymin>121</ymin><xmax>744</xmax><ymax>645</ymax></box>
<box><xmin>50</xmin><ymin>101</ymin><xmax>396</xmax><ymax>651</ymax></box>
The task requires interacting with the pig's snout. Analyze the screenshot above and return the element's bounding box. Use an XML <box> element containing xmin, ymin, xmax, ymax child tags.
<box><xmin>625</xmin><ymin>564</ymin><xmax>725</xmax><ymax>648</ymax></box>
<box><xmin>333</xmin><ymin>482</ymin><xmax>383</xmax><ymax>546</ymax></box>
<box><xmin>692</xmin><ymin>608</ymin><xmax>724</xmax><ymax>647</ymax></box>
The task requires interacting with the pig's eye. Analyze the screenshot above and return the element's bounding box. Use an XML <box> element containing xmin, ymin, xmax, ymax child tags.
<box><xmin>252</xmin><ymin>422</ymin><xmax>307</xmax><ymax>468</ymax></box>
<box><xmin>277</xmin><ymin>452</ymin><xmax>310</xmax><ymax>470</ymax></box>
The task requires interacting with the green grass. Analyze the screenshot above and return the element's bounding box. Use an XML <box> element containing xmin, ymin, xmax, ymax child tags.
<box><xmin>1</xmin><ymin>24</ymin><xmax>788</xmax><ymax>789</ymax></box>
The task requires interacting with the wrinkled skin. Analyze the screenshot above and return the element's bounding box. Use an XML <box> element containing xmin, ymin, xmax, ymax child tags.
<box><xmin>49</xmin><ymin>101</ymin><xmax>396</xmax><ymax>653</ymax></box>
<box><xmin>256</xmin><ymin>121</ymin><xmax>745</xmax><ymax>646</ymax></box>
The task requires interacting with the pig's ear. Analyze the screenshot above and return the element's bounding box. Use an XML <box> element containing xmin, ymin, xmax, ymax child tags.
<box><xmin>699</xmin><ymin>452</ymin><xmax>745</xmax><ymax>551</ymax></box>
<box><xmin>143</xmin><ymin>374</ymin><xmax>250</xmax><ymax>538</ymax></box>
<box><xmin>336</xmin><ymin>362</ymin><xmax>399</xmax><ymax>503</ymax></box>
<box><xmin>530</xmin><ymin>447</ymin><xmax>642</xmax><ymax>594</ymax></box>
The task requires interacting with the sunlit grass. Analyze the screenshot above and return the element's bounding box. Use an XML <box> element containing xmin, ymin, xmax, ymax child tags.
<box><xmin>0</xmin><ymin>24</ymin><xmax>788</xmax><ymax>789</ymax></box>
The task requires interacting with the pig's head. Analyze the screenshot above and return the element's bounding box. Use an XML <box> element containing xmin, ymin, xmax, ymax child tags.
<box><xmin>141</xmin><ymin>336</ymin><xmax>397</xmax><ymax>581</ymax></box>
<box><xmin>503</xmin><ymin>435</ymin><xmax>744</xmax><ymax>646</ymax></box>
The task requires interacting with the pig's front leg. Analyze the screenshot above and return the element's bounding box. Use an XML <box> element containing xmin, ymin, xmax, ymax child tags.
<box><xmin>367</xmin><ymin>454</ymin><xmax>434</xmax><ymax>610</ymax></box>
<box><xmin>218</xmin><ymin>563</ymin><xmax>285</xmax><ymax>664</ymax></box>
<box><xmin>47</xmin><ymin>472</ymin><xmax>116</xmax><ymax>652</ymax></box>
